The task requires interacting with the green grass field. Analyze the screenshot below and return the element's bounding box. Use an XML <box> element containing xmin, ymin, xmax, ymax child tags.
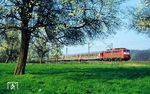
<box><xmin>0</xmin><ymin>61</ymin><xmax>150</xmax><ymax>94</ymax></box>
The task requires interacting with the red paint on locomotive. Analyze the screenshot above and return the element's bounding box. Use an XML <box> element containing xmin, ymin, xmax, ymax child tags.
<box><xmin>99</xmin><ymin>48</ymin><xmax>130</xmax><ymax>61</ymax></box>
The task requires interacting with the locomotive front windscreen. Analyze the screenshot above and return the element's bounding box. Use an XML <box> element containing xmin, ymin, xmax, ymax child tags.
<box><xmin>124</xmin><ymin>50</ymin><xmax>130</xmax><ymax>54</ymax></box>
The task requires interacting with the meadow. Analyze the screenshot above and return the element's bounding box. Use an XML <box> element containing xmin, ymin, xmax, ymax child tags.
<box><xmin>0</xmin><ymin>61</ymin><xmax>150</xmax><ymax>94</ymax></box>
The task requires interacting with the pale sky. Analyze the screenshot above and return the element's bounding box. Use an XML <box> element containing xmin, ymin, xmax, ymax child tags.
<box><xmin>62</xmin><ymin>0</ymin><xmax>150</xmax><ymax>55</ymax></box>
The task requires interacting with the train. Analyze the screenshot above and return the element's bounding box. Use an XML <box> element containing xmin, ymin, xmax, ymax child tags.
<box><xmin>63</xmin><ymin>48</ymin><xmax>131</xmax><ymax>61</ymax></box>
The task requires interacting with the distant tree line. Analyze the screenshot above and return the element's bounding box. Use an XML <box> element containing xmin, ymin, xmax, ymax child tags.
<box><xmin>130</xmin><ymin>49</ymin><xmax>150</xmax><ymax>61</ymax></box>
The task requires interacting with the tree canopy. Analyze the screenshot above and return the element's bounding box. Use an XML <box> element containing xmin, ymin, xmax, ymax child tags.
<box><xmin>131</xmin><ymin>0</ymin><xmax>150</xmax><ymax>36</ymax></box>
<box><xmin>0</xmin><ymin>0</ymin><xmax>124</xmax><ymax>43</ymax></box>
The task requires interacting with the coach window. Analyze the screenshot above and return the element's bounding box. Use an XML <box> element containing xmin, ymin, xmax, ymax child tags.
<box><xmin>106</xmin><ymin>51</ymin><xmax>110</xmax><ymax>53</ymax></box>
<box><xmin>113</xmin><ymin>51</ymin><xmax>116</xmax><ymax>53</ymax></box>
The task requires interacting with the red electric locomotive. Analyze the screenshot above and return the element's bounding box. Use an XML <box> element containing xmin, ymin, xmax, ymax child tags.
<box><xmin>99</xmin><ymin>48</ymin><xmax>130</xmax><ymax>61</ymax></box>
<box><xmin>64</xmin><ymin>48</ymin><xmax>131</xmax><ymax>61</ymax></box>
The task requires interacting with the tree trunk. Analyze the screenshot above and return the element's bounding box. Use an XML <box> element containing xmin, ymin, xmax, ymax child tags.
<box><xmin>5</xmin><ymin>56</ymin><xmax>10</xmax><ymax>63</ymax></box>
<box><xmin>40</xmin><ymin>54</ymin><xmax>44</xmax><ymax>64</ymax></box>
<box><xmin>5</xmin><ymin>50</ymin><xmax>12</xmax><ymax>63</ymax></box>
<box><xmin>40</xmin><ymin>57</ymin><xmax>42</xmax><ymax>64</ymax></box>
<box><xmin>14</xmin><ymin>31</ymin><xmax>31</xmax><ymax>75</ymax></box>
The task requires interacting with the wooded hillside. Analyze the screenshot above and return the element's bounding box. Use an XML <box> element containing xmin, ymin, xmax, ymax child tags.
<box><xmin>131</xmin><ymin>49</ymin><xmax>150</xmax><ymax>61</ymax></box>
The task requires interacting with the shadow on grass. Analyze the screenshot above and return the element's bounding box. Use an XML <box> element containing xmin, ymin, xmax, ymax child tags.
<box><xmin>29</xmin><ymin>67</ymin><xmax>150</xmax><ymax>80</ymax></box>
<box><xmin>67</xmin><ymin>68</ymin><xmax>150</xmax><ymax>81</ymax></box>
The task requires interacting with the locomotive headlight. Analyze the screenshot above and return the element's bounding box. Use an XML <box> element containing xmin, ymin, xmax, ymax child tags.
<box><xmin>124</xmin><ymin>52</ymin><xmax>129</xmax><ymax>54</ymax></box>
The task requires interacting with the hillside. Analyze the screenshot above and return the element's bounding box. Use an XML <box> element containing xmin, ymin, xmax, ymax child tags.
<box><xmin>130</xmin><ymin>49</ymin><xmax>150</xmax><ymax>61</ymax></box>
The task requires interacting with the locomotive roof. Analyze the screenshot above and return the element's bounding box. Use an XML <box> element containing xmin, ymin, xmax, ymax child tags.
<box><xmin>107</xmin><ymin>48</ymin><xmax>127</xmax><ymax>50</ymax></box>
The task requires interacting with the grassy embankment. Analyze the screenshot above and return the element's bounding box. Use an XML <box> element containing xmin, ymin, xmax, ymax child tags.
<box><xmin>0</xmin><ymin>61</ymin><xmax>150</xmax><ymax>94</ymax></box>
